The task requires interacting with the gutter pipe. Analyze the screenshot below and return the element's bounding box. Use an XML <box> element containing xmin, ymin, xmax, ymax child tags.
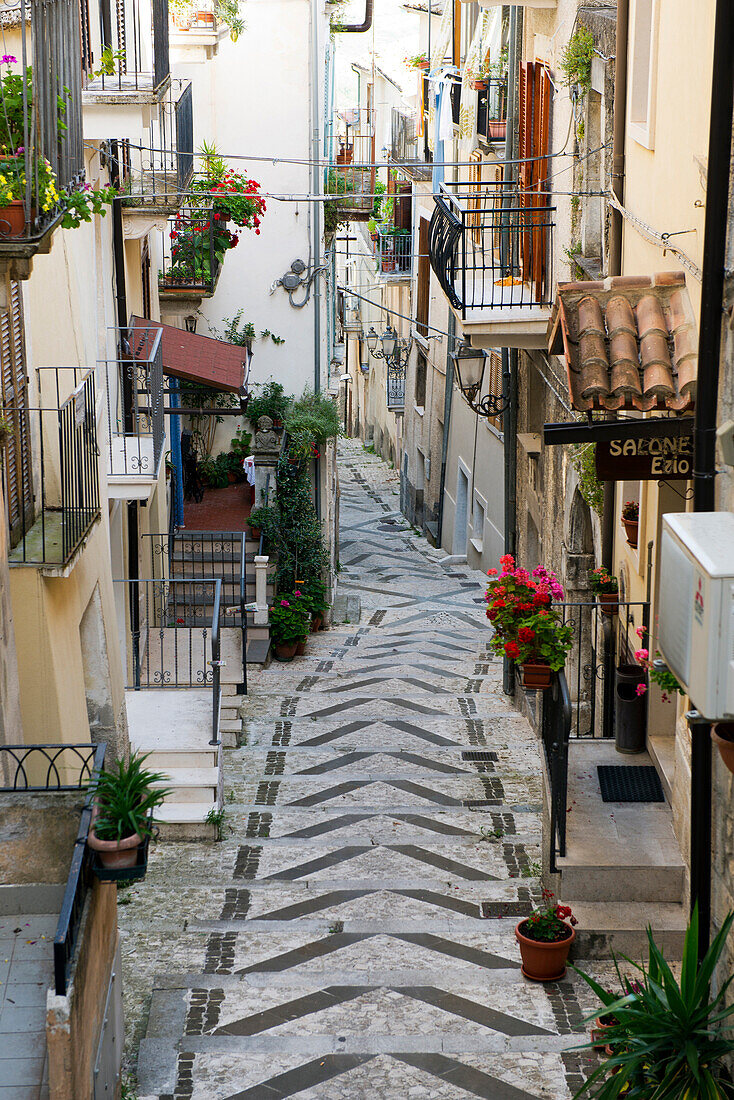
<box><xmin>336</xmin><ymin>0</ymin><xmax>373</xmax><ymax>34</ymax></box>
<box><xmin>689</xmin><ymin>0</ymin><xmax>734</xmax><ymax>962</ymax></box>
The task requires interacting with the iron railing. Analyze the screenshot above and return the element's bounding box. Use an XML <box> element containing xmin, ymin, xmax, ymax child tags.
<box><xmin>85</xmin><ymin>0</ymin><xmax>170</xmax><ymax>93</ymax></box>
<box><xmin>141</xmin><ymin>530</ymin><xmax>248</xmax><ymax>688</ymax></box>
<box><xmin>114</xmin><ymin>79</ymin><xmax>193</xmax><ymax>209</ymax></box>
<box><xmin>0</xmin><ymin>0</ymin><xmax>85</xmax><ymax>244</ymax></box>
<box><xmin>375</xmin><ymin>225</ymin><xmax>412</xmax><ymax>276</ymax></box>
<box><xmin>5</xmin><ymin>368</ymin><xmax>100</xmax><ymax>567</ymax></box>
<box><xmin>158</xmin><ymin>206</ymin><xmax>225</xmax><ymax>296</ymax></box>
<box><xmin>0</xmin><ymin>742</ymin><xmax>106</xmax><ymax>996</ymax></box>
<box><xmin>554</xmin><ymin>600</ymin><xmax>650</xmax><ymax>740</ymax></box>
<box><xmin>429</xmin><ymin>181</ymin><xmax>555</xmax><ymax>316</ymax></box>
<box><xmin>326</xmin><ymin>108</ymin><xmax>375</xmax><ymax>216</ymax></box>
<box><xmin>540</xmin><ymin>672</ymin><xmax>571</xmax><ymax>873</ymax></box>
<box><xmin>341</xmin><ymin>292</ymin><xmax>362</xmax><ymax>331</ymax></box>
<box><xmin>477</xmin><ymin>77</ymin><xmax>508</xmax><ymax>144</ymax></box>
<box><xmin>102</xmin><ymin>323</ymin><xmax>164</xmax><ymax>480</ymax></box>
<box><xmin>386</xmin><ymin>359</ymin><xmax>406</xmax><ymax>409</ymax></box>
<box><xmin>391</xmin><ymin>108</ymin><xmax>417</xmax><ymax>163</ymax></box>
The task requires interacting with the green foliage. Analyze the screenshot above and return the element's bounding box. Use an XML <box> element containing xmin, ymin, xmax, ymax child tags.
<box><xmin>589</xmin><ymin>566</ymin><xmax>618</xmax><ymax>595</ymax></box>
<box><xmin>120</xmin><ymin>1074</ymin><xmax>139</xmax><ymax>1100</ymax></box>
<box><xmin>215</xmin><ymin>0</ymin><xmax>245</xmax><ymax>40</ymax></box>
<box><xmin>247</xmin><ymin>380</ymin><xmax>290</xmax><ymax>424</ymax></box>
<box><xmin>198</xmin><ymin>449</ymin><xmax>247</xmax><ymax>488</ymax></box>
<box><xmin>247</xmin><ymin>504</ymin><xmax>275</xmax><ymax>531</ymax></box>
<box><xmin>269</xmin><ymin>593</ymin><xmax>311</xmax><ymax>645</ymax></box>
<box><xmin>91</xmin><ymin>752</ymin><xmax>170</xmax><ymax>842</ymax></box>
<box><xmin>272</xmin><ymin>453</ymin><xmax>328</xmax><ymax>598</ymax></box>
<box><xmin>93</xmin><ymin>45</ymin><xmax>126</xmax><ymax>78</ymax></box>
<box><xmin>560</xmin><ymin>25</ymin><xmax>595</xmax><ymax>92</ymax></box>
<box><xmin>570</xmin><ymin>442</ymin><xmax>604</xmax><ymax>517</ymax></box>
<box><xmin>205</xmin><ymin>805</ymin><xmax>227</xmax><ymax>840</ymax></box>
<box><xmin>230</xmin><ymin>427</ymin><xmax>252</xmax><ymax>459</ymax></box>
<box><xmin>572</xmin><ymin>907</ymin><xmax>734</xmax><ymax>1099</ymax></box>
<box><xmin>284</xmin><ymin>389</ymin><xmax>340</xmax><ymax>460</ymax></box>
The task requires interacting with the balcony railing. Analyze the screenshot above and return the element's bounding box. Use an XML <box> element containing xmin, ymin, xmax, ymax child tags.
<box><xmin>327</xmin><ymin>109</ymin><xmax>375</xmax><ymax>218</ymax></box>
<box><xmin>5</xmin><ymin>368</ymin><xmax>100</xmax><ymax>568</ymax></box>
<box><xmin>84</xmin><ymin>0</ymin><xmax>170</xmax><ymax>94</ymax></box>
<box><xmin>375</xmin><ymin>225</ymin><xmax>412</xmax><ymax>277</ymax></box>
<box><xmin>158</xmin><ymin>206</ymin><xmax>225</xmax><ymax>297</ymax></box>
<box><xmin>429</xmin><ymin>180</ymin><xmax>555</xmax><ymax>317</ymax></box>
<box><xmin>115</xmin><ymin>79</ymin><xmax>193</xmax><ymax>208</ymax></box>
<box><xmin>0</xmin><ymin>0</ymin><xmax>85</xmax><ymax>251</ymax></box>
<box><xmin>476</xmin><ymin>77</ymin><xmax>508</xmax><ymax>144</ymax></box>
<box><xmin>341</xmin><ymin>292</ymin><xmax>362</xmax><ymax>331</ymax></box>
<box><xmin>391</xmin><ymin>108</ymin><xmax>418</xmax><ymax>164</ymax></box>
<box><xmin>102</xmin><ymin>323</ymin><xmax>164</xmax><ymax>480</ymax></box>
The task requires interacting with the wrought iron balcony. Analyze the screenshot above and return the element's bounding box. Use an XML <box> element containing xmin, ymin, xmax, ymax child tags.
<box><xmin>429</xmin><ymin>180</ymin><xmax>555</xmax><ymax>331</ymax></box>
<box><xmin>83</xmin><ymin>0</ymin><xmax>170</xmax><ymax>97</ymax></box>
<box><xmin>391</xmin><ymin>108</ymin><xmax>418</xmax><ymax>164</ymax></box>
<box><xmin>102</xmin><ymin>323</ymin><xmax>165</xmax><ymax>490</ymax></box>
<box><xmin>0</xmin><ymin>0</ymin><xmax>85</xmax><ymax>271</ymax></box>
<box><xmin>476</xmin><ymin>77</ymin><xmax>508</xmax><ymax>145</ymax></box>
<box><xmin>374</xmin><ymin>225</ymin><xmax>412</xmax><ymax>278</ymax></box>
<box><xmin>341</xmin><ymin>291</ymin><xmax>362</xmax><ymax>332</ymax></box>
<box><xmin>326</xmin><ymin>109</ymin><xmax>375</xmax><ymax>219</ymax></box>
<box><xmin>5</xmin><ymin>369</ymin><xmax>100</xmax><ymax>569</ymax></box>
<box><xmin>115</xmin><ymin>79</ymin><xmax>193</xmax><ymax>210</ymax></box>
<box><xmin>158</xmin><ymin>206</ymin><xmax>226</xmax><ymax>298</ymax></box>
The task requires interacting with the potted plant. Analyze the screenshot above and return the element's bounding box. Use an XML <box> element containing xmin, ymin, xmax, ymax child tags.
<box><xmin>571</xmin><ymin>907</ymin><xmax>734</xmax><ymax>1099</ymax></box>
<box><xmin>300</xmin><ymin>577</ymin><xmax>329</xmax><ymax>631</ymax></box>
<box><xmin>485</xmin><ymin>556</ymin><xmax>570</xmax><ymax>687</ymax></box>
<box><xmin>514</xmin><ymin>612</ymin><xmax>574</xmax><ymax>690</ymax></box>
<box><xmin>589</xmin><ymin>566</ymin><xmax>619</xmax><ymax>615</ymax></box>
<box><xmin>247</xmin><ymin>505</ymin><xmax>272</xmax><ymax>541</ymax></box>
<box><xmin>621</xmin><ymin>500</ymin><xmax>639</xmax><ymax>547</ymax></box>
<box><xmin>515</xmin><ymin>889</ymin><xmax>577</xmax><ymax>981</ymax></box>
<box><xmin>405</xmin><ymin>52</ymin><xmax>429</xmax><ymax>71</ymax></box>
<box><xmin>269</xmin><ymin>595</ymin><xmax>311</xmax><ymax>660</ymax></box>
<box><xmin>247</xmin><ymin>380</ymin><xmax>290</xmax><ymax>427</ymax></box>
<box><xmin>712</xmin><ymin>723</ymin><xmax>734</xmax><ymax>774</ymax></box>
<box><xmin>88</xmin><ymin>752</ymin><xmax>170</xmax><ymax>871</ymax></box>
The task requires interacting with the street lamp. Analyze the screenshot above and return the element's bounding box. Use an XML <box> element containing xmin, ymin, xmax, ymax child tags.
<box><xmin>450</xmin><ymin>341</ymin><xmax>508</xmax><ymax>419</ymax></box>
<box><xmin>363</xmin><ymin>323</ymin><xmax>412</xmax><ymax>409</ymax></box>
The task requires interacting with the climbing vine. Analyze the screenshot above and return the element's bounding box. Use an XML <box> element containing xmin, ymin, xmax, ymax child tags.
<box><xmin>560</xmin><ymin>25</ymin><xmax>595</xmax><ymax>92</ymax></box>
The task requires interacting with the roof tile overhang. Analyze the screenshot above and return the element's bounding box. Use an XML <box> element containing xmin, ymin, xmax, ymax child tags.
<box><xmin>130</xmin><ymin>315</ymin><xmax>249</xmax><ymax>393</ymax></box>
<box><xmin>546</xmin><ymin>273</ymin><xmax>697</xmax><ymax>413</ymax></box>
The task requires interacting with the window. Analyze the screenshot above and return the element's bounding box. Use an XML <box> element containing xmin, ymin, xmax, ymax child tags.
<box><xmin>141</xmin><ymin>239</ymin><xmax>152</xmax><ymax>319</ymax></box>
<box><xmin>472</xmin><ymin>493</ymin><xmax>486</xmax><ymax>552</ymax></box>
<box><xmin>484</xmin><ymin>350</ymin><xmax>503</xmax><ymax>433</ymax></box>
<box><xmin>629</xmin><ymin>0</ymin><xmax>658</xmax><ymax>148</ymax></box>
<box><xmin>416</xmin><ymin>217</ymin><xmax>431</xmax><ymax>338</ymax></box>
<box><xmin>415</xmin><ymin>351</ymin><xmax>427</xmax><ymax>409</ymax></box>
<box><xmin>518</xmin><ymin>61</ymin><xmax>551</xmax><ymax>297</ymax></box>
<box><xmin>0</xmin><ymin>281</ymin><xmax>32</xmax><ymax>548</ymax></box>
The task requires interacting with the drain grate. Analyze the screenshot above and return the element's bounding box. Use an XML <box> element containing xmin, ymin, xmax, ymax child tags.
<box><xmin>597</xmin><ymin>765</ymin><xmax>665</xmax><ymax>803</ymax></box>
<box><xmin>461</xmin><ymin>751</ymin><xmax>498</xmax><ymax>762</ymax></box>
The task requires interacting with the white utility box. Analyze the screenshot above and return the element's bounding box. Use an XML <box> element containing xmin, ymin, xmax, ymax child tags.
<box><xmin>658</xmin><ymin>512</ymin><xmax>734</xmax><ymax>719</ymax></box>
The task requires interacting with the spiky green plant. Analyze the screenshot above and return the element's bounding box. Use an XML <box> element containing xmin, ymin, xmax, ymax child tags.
<box><xmin>91</xmin><ymin>752</ymin><xmax>171</xmax><ymax>842</ymax></box>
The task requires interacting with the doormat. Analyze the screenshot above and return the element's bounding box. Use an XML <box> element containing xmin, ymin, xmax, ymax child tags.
<box><xmin>597</xmin><ymin>765</ymin><xmax>665</xmax><ymax>803</ymax></box>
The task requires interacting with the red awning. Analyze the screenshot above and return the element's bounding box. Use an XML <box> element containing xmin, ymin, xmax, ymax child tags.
<box><xmin>130</xmin><ymin>316</ymin><xmax>249</xmax><ymax>393</ymax></box>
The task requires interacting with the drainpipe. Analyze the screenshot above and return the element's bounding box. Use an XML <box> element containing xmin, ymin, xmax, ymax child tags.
<box><xmin>608</xmin><ymin>0</ymin><xmax>628</xmax><ymax>276</ymax></box>
<box><xmin>310</xmin><ymin>0</ymin><xmax>322</xmax><ymax>522</ymax></box>
<box><xmin>689</xmin><ymin>0</ymin><xmax>734</xmax><ymax>962</ymax></box>
<box><xmin>436</xmin><ymin>312</ymin><xmax>456</xmax><ymax>545</ymax></box>
<box><xmin>335</xmin><ymin>0</ymin><xmax>373</xmax><ymax>33</ymax></box>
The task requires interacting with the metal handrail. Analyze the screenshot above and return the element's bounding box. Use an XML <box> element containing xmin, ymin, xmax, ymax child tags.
<box><xmin>541</xmin><ymin>672</ymin><xmax>571</xmax><ymax>874</ymax></box>
<box><xmin>210</xmin><ymin>579</ymin><xmax>222</xmax><ymax>745</ymax></box>
<box><xmin>52</xmin><ymin>742</ymin><xmax>106</xmax><ymax>996</ymax></box>
<box><xmin>239</xmin><ymin>531</ymin><xmax>248</xmax><ymax>694</ymax></box>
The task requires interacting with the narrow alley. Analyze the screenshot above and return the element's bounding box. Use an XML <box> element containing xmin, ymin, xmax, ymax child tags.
<box><xmin>120</xmin><ymin>442</ymin><xmax>599</xmax><ymax>1100</ymax></box>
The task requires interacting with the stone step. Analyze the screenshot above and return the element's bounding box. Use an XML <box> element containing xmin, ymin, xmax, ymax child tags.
<box><xmin>154</xmin><ymin>767</ymin><xmax>220</xmax><ymax>804</ymax></box>
<box><xmin>246</xmin><ymin>637</ymin><xmax>271</xmax><ymax>665</ymax></box>
<box><xmin>558</xmin><ymin>860</ymin><xmax>685</xmax><ymax>903</ymax></box>
<box><xmin>146</xmin><ymin>749</ymin><xmax>218</xmax><ymax>771</ymax></box>
<box><xmin>156</xmin><ymin>802</ymin><xmax>219</xmax><ymax>841</ymax></box>
<box><xmin>568</xmin><ymin>901</ymin><xmax>688</xmax><ymax>960</ymax></box>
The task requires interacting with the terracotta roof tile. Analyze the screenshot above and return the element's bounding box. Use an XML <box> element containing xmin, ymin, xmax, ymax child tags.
<box><xmin>129</xmin><ymin>316</ymin><xmax>248</xmax><ymax>393</ymax></box>
<box><xmin>547</xmin><ymin>273</ymin><xmax>697</xmax><ymax>413</ymax></box>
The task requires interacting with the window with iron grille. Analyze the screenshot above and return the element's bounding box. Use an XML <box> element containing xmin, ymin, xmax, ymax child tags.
<box><xmin>0</xmin><ymin>282</ymin><xmax>33</xmax><ymax>547</ymax></box>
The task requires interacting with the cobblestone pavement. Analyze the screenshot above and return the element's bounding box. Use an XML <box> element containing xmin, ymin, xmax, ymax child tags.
<box><xmin>119</xmin><ymin>439</ymin><xmax>605</xmax><ymax>1099</ymax></box>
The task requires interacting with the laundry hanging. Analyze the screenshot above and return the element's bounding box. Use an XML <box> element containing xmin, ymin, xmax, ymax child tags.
<box><xmin>458</xmin><ymin>7</ymin><xmax>501</xmax><ymax>159</ymax></box>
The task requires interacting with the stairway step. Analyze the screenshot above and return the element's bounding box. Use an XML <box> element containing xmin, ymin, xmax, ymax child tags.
<box><xmin>558</xmin><ymin>861</ymin><xmax>685</xmax><ymax>903</ymax></box>
<box><xmin>569</xmin><ymin>902</ymin><xmax>687</xmax><ymax>959</ymax></box>
<box><xmin>246</xmin><ymin>638</ymin><xmax>271</xmax><ymax>665</ymax></box>
<box><xmin>156</xmin><ymin>801</ymin><xmax>219</xmax><ymax>840</ymax></box>
<box><xmin>147</xmin><ymin>750</ymin><xmax>218</xmax><ymax>770</ymax></box>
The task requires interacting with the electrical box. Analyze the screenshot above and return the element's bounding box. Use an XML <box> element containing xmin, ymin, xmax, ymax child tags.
<box><xmin>658</xmin><ymin>512</ymin><xmax>734</xmax><ymax>720</ymax></box>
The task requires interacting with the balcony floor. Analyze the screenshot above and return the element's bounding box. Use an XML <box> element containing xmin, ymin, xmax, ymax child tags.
<box><xmin>0</xmin><ymin>911</ymin><xmax>54</xmax><ymax>1099</ymax></box>
<box><xmin>448</xmin><ymin>273</ymin><xmax>551</xmax><ymax>347</ymax></box>
<box><xmin>8</xmin><ymin>510</ymin><xmax>99</xmax><ymax>572</ymax></box>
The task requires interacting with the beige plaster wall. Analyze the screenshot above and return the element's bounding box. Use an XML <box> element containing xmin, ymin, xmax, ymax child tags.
<box><xmin>0</xmin><ymin>484</ymin><xmax>23</xmax><ymax>754</ymax></box>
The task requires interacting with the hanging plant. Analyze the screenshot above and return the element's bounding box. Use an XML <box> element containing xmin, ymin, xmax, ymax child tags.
<box><xmin>569</xmin><ymin>442</ymin><xmax>604</xmax><ymax>517</ymax></box>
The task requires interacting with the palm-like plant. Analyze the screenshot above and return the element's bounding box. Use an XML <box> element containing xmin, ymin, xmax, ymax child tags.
<box><xmin>572</xmin><ymin>907</ymin><xmax>734</xmax><ymax>1099</ymax></box>
<box><xmin>91</xmin><ymin>752</ymin><xmax>171</xmax><ymax>842</ymax></box>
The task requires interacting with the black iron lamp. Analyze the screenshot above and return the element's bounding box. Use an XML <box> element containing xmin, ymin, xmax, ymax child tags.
<box><xmin>364</xmin><ymin>323</ymin><xmax>412</xmax><ymax>409</ymax></box>
<box><xmin>450</xmin><ymin>341</ymin><xmax>508</xmax><ymax>418</ymax></box>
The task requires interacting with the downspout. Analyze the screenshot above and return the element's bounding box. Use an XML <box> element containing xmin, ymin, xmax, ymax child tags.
<box><xmin>502</xmin><ymin>5</ymin><xmax>520</xmax><ymax>697</ymax></box>
<box><xmin>335</xmin><ymin>0</ymin><xmax>373</xmax><ymax>34</ymax></box>
<box><xmin>689</xmin><ymin>0</ymin><xmax>734</xmax><ymax>961</ymax></box>
<box><xmin>436</xmin><ymin>311</ymin><xmax>456</xmax><ymax>545</ymax></box>
<box><xmin>310</xmin><ymin>0</ymin><xmax>322</xmax><ymax>521</ymax></box>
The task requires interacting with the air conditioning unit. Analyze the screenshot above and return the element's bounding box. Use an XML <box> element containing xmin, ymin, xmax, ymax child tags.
<box><xmin>658</xmin><ymin>512</ymin><xmax>734</xmax><ymax>719</ymax></box>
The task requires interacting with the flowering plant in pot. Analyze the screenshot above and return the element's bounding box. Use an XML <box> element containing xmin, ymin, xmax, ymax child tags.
<box><xmin>247</xmin><ymin>504</ymin><xmax>272</xmax><ymax>541</ymax></box>
<box><xmin>269</xmin><ymin>594</ymin><xmax>310</xmax><ymax>660</ymax></box>
<box><xmin>589</xmin><ymin>566</ymin><xmax>619</xmax><ymax>615</ymax></box>
<box><xmin>299</xmin><ymin>576</ymin><xmax>329</xmax><ymax>631</ymax></box>
<box><xmin>571</xmin><ymin>907</ymin><xmax>734</xmax><ymax>1099</ymax></box>
<box><xmin>632</xmin><ymin>630</ymin><xmax>683</xmax><ymax>703</ymax></box>
<box><xmin>485</xmin><ymin>555</ymin><xmax>564</xmax><ymax>644</ymax></box>
<box><xmin>508</xmin><ymin>613</ymin><xmax>574</xmax><ymax>689</ymax></box>
<box><xmin>405</xmin><ymin>51</ymin><xmax>429</xmax><ymax>70</ymax></box>
<box><xmin>515</xmin><ymin>889</ymin><xmax>577</xmax><ymax>981</ymax></box>
<box><xmin>88</xmin><ymin>752</ymin><xmax>171</xmax><ymax>870</ymax></box>
<box><xmin>621</xmin><ymin>499</ymin><xmax>639</xmax><ymax>547</ymax></box>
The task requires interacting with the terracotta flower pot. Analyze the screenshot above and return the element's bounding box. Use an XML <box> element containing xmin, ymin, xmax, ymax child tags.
<box><xmin>522</xmin><ymin>661</ymin><xmax>552</xmax><ymax>690</ymax></box>
<box><xmin>417</xmin><ymin>61</ymin><xmax>430</xmax><ymax>70</ymax></box>
<box><xmin>0</xmin><ymin>200</ymin><xmax>27</xmax><ymax>238</ymax></box>
<box><xmin>622</xmin><ymin>517</ymin><xmax>639</xmax><ymax>548</ymax></box>
<box><xmin>712</xmin><ymin>723</ymin><xmax>734</xmax><ymax>774</ymax></box>
<box><xmin>591</xmin><ymin>1014</ymin><xmax>619</xmax><ymax>1050</ymax></box>
<box><xmin>310</xmin><ymin>614</ymin><xmax>323</xmax><ymax>633</ymax></box>
<box><xmin>472</xmin><ymin>79</ymin><xmax>487</xmax><ymax>90</ymax></box>
<box><xmin>295</xmin><ymin>638</ymin><xmax>307</xmax><ymax>656</ymax></box>
<box><xmin>515</xmin><ymin>920</ymin><xmax>575</xmax><ymax>981</ymax></box>
<box><xmin>274</xmin><ymin>640</ymin><xmax>298</xmax><ymax>661</ymax></box>
<box><xmin>247</xmin><ymin>525</ymin><xmax>261</xmax><ymax>541</ymax></box>
<box><xmin>88</xmin><ymin>806</ymin><xmax>142</xmax><ymax>869</ymax></box>
<box><xmin>599</xmin><ymin>592</ymin><xmax>619</xmax><ymax>616</ymax></box>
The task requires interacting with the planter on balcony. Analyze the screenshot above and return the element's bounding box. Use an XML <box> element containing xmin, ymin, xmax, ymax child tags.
<box><xmin>0</xmin><ymin>200</ymin><xmax>29</xmax><ymax>238</ymax></box>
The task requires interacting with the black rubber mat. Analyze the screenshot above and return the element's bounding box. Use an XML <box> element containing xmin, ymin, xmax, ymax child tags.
<box><xmin>597</xmin><ymin>765</ymin><xmax>665</xmax><ymax>803</ymax></box>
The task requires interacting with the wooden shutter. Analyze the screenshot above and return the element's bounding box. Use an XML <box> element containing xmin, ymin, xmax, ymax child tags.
<box><xmin>1</xmin><ymin>281</ymin><xmax>32</xmax><ymax>545</ymax></box>
<box><xmin>394</xmin><ymin>182</ymin><xmax>412</xmax><ymax>231</ymax></box>
<box><xmin>416</xmin><ymin>217</ymin><xmax>431</xmax><ymax>338</ymax></box>
<box><xmin>486</xmin><ymin>351</ymin><xmax>503</xmax><ymax>430</ymax></box>
<box><xmin>467</xmin><ymin>151</ymin><xmax>482</xmax><ymax>247</ymax></box>
<box><xmin>518</xmin><ymin>62</ymin><xmax>534</xmax><ymax>282</ymax></box>
<box><xmin>532</xmin><ymin>64</ymin><xmax>551</xmax><ymax>300</ymax></box>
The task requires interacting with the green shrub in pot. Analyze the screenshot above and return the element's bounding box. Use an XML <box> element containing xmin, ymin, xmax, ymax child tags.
<box><xmin>89</xmin><ymin>752</ymin><xmax>171</xmax><ymax>867</ymax></box>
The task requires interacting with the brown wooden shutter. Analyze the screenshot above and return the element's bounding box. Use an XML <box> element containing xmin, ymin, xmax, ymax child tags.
<box><xmin>394</xmin><ymin>181</ymin><xmax>412</xmax><ymax>231</ymax></box>
<box><xmin>518</xmin><ymin>62</ymin><xmax>534</xmax><ymax>282</ymax></box>
<box><xmin>453</xmin><ymin>0</ymin><xmax>462</xmax><ymax>66</ymax></box>
<box><xmin>532</xmin><ymin>64</ymin><xmax>551</xmax><ymax>299</ymax></box>
<box><xmin>486</xmin><ymin>350</ymin><xmax>503</xmax><ymax>430</ymax></box>
<box><xmin>1</xmin><ymin>281</ymin><xmax>32</xmax><ymax>545</ymax></box>
<box><xmin>416</xmin><ymin>216</ymin><xmax>431</xmax><ymax>338</ymax></box>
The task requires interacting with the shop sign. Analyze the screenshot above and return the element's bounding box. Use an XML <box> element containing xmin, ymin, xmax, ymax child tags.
<box><xmin>595</xmin><ymin>432</ymin><xmax>693</xmax><ymax>481</ymax></box>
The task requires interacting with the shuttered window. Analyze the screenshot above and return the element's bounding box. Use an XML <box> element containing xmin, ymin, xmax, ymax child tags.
<box><xmin>416</xmin><ymin>217</ymin><xmax>431</xmax><ymax>338</ymax></box>
<box><xmin>0</xmin><ymin>281</ymin><xmax>32</xmax><ymax>546</ymax></box>
<box><xmin>485</xmin><ymin>350</ymin><xmax>503</xmax><ymax>432</ymax></box>
<box><xmin>518</xmin><ymin>61</ymin><xmax>551</xmax><ymax>298</ymax></box>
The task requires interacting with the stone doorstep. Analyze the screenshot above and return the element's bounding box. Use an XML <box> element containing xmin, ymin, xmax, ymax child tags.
<box><xmin>557</xmin><ymin>861</ymin><xmax>685</xmax><ymax>904</ymax></box>
<box><xmin>569</xmin><ymin>902</ymin><xmax>688</xmax><ymax>960</ymax></box>
<box><xmin>153</xmin><ymin>768</ymin><xmax>219</xmax><ymax>805</ymax></box>
<box><xmin>155</xmin><ymin>804</ymin><xmax>218</xmax><ymax>842</ymax></box>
